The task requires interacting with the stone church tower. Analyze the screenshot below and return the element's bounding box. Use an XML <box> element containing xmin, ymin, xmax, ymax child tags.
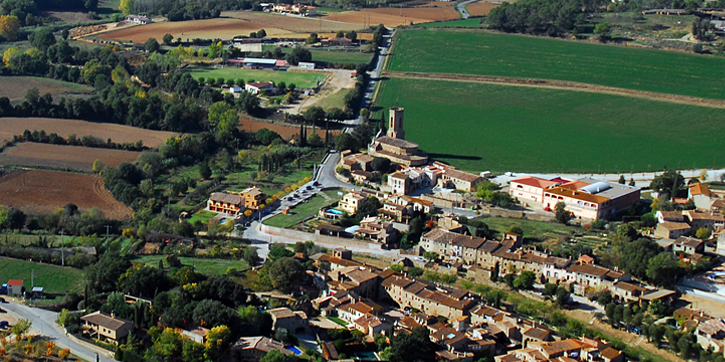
<box><xmin>387</xmin><ymin>107</ymin><xmax>405</xmax><ymax>140</ymax></box>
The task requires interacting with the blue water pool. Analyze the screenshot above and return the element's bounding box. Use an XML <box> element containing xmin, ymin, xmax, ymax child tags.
<box><xmin>328</xmin><ymin>209</ymin><xmax>343</xmax><ymax>215</ymax></box>
<box><xmin>352</xmin><ymin>351</ymin><xmax>379</xmax><ymax>360</ymax></box>
<box><xmin>285</xmin><ymin>345</ymin><xmax>303</xmax><ymax>355</ymax></box>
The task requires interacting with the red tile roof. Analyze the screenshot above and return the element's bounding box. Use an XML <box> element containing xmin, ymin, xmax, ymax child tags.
<box><xmin>7</xmin><ymin>279</ymin><xmax>23</xmax><ymax>286</ymax></box>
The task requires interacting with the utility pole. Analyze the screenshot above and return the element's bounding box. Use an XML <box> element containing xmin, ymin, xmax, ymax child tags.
<box><xmin>105</xmin><ymin>225</ymin><xmax>111</xmax><ymax>241</ymax></box>
<box><xmin>60</xmin><ymin>231</ymin><xmax>65</xmax><ymax>267</ymax></box>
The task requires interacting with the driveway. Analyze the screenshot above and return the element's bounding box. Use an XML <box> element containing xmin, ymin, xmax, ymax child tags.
<box><xmin>3</xmin><ymin>300</ymin><xmax>116</xmax><ymax>362</ymax></box>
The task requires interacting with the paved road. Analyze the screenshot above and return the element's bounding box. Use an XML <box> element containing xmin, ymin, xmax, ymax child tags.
<box><xmin>456</xmin><ymin>0</ymin><xmax>478</xmax><ymax>19</ymax></box>
<box><xmin>3</xmin><ymin>301</ymin><xmax>115</xmax><ymax>362</ymax></box>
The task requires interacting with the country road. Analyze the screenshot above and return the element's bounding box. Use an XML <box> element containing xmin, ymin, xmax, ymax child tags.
<box><xmin>456</xmin><ymin>0</ymin><xmax>478</xmax><ymax>18</ymax></box>
<box><xmin>3</xmin><ymin>300</ymin><xmax>115</xmax><ymax>362</ymax></box>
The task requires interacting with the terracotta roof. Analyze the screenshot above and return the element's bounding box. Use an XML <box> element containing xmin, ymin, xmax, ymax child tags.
<box><xmin>241</xmin><ymin>187</ymin><xmax>264</xmax><ymax>197</ymax></box>
<box><xmin>317</xmin><ymin>254</ymin><xmax>361</xmax><ymax>267</ymax></box>
<box><xmin>567</xmin><ymin>263</ymin><xmax>611</xmax><ymax>278</ymax></box>
<box><xmin>699</xmin><ymin>319</ymin><xmax>725</xmax><ymax>335</ymax></box>
<box><xmin>545</xmin><ymin>186</ymin><xmax>610</xmax><ymax>204</ymax></box>
<box><xmin>209</xmin><ymin>192</ymin><xmax>243</xmax><ymax>204</ymax></box>
<box><xmin>541</xmin><ymin>339</ymin><xmax>584</xmax><ymax>356</ymax></box>
<box><xmin>231</xmin><ymin>336</ymin><xmax>292</xmax><ymax>354</ymax></box>
<box><xmin>511</xmin><ymin>176</ymin><xmax>560</xmax><ymax>189</ymax></box>
<box><xmin>658</xmin><ymin>211</ymin><xmax>684</xmax><ymax>221</ymax></box>
<box><xmin>613</xmin><ymin>281</ymin><xmax>647</xmax><ymax>293</ymax></box>
<box><xmin>345</xmin><ymin>268</ymin><xmax>379</xmax><ymax>284</ymax></box>
<box><xmin>247</xmin><ymin>81</ymin><xmax>274</xmax><ymax>88</ymax></box>
<box><xmin>389</xmin><ymin>171</ymin><xmax>408</xmax><ymax>179</ymax></box>
<box><xmin>690</xmin><ymin>182</ymin><xmax>710</xmax><ymax>197</ymax></box>
<box><xmin>674</xmin><ymin>236</ymin><xmax>704</xmax><ymax>249</ymax></box>
<box><xmin>7</xmin><ymin>279</ymin><xmax>23</xmax><ymax>286</ymax></box>
<box><xmin>81</xmin><ymin>311</ymin><xmax>132</xmax><ymax>331</ymax></box>
<box><xmin>523</xmin><ymin>327</ymin><xmax>551</xmax><ymax>340</ymax></box>
<box><xmin>444</xmin><ymin>169</ymin><xmax>481</xmax><ymax>183</ymax></box>
<box><xmin>657</xmin><ymin>221</ymin><xmax>691</xmax><ymax>231</ymax></box>
<box><xmin>601</xmin><ymin>347</ymin><xmax>621</xmax><ymax>360</ymax></box>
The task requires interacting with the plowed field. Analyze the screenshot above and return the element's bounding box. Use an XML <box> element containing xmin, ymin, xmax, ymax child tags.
<box><xmin>327</xmin><ymin>7</ymin><xmax>459</xmax><ymax>26</ymax></box>
<box><xmin>223</xmin><ymin>11</ymin><xmax>363</xmax><ymax>32</ymax></box>
<box><xmin>466</xmin><ymin>1</ymin><xmax>499</xmax><ymax>16</ymax></box>
<box><xmin>0</xmin><ymin>170</ymin><xmax>132</xmax><ymax>219</ymax></box>
<box><xmin>0</xmin><ymin>143</ymin><xmax>141</xmax><ymax>172</ymax></box>
<box><xmin>0</xmin><ymin>118</ymin><xmax>178</xmax><ymax>147</ymax></box>
<box><xmin>0</xmin><ymin>76</ymin><xmax>92</xmax><ymax>102</ymax></box>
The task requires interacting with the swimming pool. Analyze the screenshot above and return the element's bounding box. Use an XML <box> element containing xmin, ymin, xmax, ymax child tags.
<box><xmin>327</xmin><ymin>209</ymin><xmax>343</xmax><ymax>215</ymax></box>
<box><xmin>352</xmin><ymin>351</ymin><xmax>379</xmax><ymax>360</ymax></box>
<box><xmin>285</xmin><ymin>345</ymin><xmax>303</xmax><ymax>355</ymax></box>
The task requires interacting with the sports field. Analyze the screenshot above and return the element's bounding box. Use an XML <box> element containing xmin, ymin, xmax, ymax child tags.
<box><xmin>184</xmin><ymin>66</ymin><xmax>326</xmax><ymax>88</ymax></box>
<box><xmin>262</xmin><ymin>46</ymin><xmax>373</xmax><ymax>65</ymax></box>
<box><xmin>388</xmin><ymin>30</ymin><xmax>725</xmax><ymax>100</ymax></box>
<box><xmin>374</xmin><ymin>77</ymin><xmax>725</xmax><ymax>173</ymax></box>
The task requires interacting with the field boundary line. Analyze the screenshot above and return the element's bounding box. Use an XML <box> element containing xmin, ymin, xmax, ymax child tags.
<box><xmin>384</xmin><ymin>71</ymin><xmax>725</xmax><ymax>109</ymax></box>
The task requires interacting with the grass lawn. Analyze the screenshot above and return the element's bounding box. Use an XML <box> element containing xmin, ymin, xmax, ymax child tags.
<box><xmin>475</xmin><ymin>217</ymin><xmax>579</xmax><ymax>239</ymax></box>
<box><xmin>184</xmin><ymin>66</ymin><xmax>325</xmax><ymax>88</ymax></box>
<box><xmin>263</xmin><ymin>45</ymin><xmax>373</xmax><ymax>65</ymax></box>
<box><xmin>0</xmin><ymin>257</ymin><xmax>83</xmax><ymax>294</ymax></box>
<box><xmin>374</xmin><ymin>77</ymin><xmax>725</xmax><ymax>173</ymax></box>
<box><xmin>131</xmin><ymin>255</ymin><xmax>248</xmax><ymax>276</ymax></box>
<box><xmin>312</xmin><ymin>88</ymin><xmax>354</xmax><ymax>111</ymax></box>
<box><xmin>388</xmin><ymin>29</ymin><xmax>725</xmax><ymax>100</ymax></box>
<box><xmin>263</xmin><ymin>190</ymin><xmax>341</xmax><ymax>228</ymax></box>
<box><xmin>189</xmin><ymin>210</ymin><xmax>217</xmax><ymax>225</ymax></box>
<box><xmin>416</xmin><ymin>18</ymin><xmax>485</xmax><ymax>28</ymax></box>
<box><xmin>327</xmin><ymin>316</ymin><xmax>348</xmax><ymax>326</ymax></box>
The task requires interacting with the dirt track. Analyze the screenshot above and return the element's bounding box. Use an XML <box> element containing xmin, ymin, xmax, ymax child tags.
<box><xmin>384</xmin><ymin>71</ymin><xmax>725</xmax><ymax>109</ymax></box>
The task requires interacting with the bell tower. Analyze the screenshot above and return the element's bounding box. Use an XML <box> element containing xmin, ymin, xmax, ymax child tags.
<box><xmin>387</xmin><ymin>107</ymin><xmax>405</xmax><ymax>140</ymax></box>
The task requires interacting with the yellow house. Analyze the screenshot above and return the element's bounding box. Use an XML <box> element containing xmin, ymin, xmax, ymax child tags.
<box><xmin>80</xmin><ymin>311</ymin><xmax>133</xmax><ymax>345</ymax></box>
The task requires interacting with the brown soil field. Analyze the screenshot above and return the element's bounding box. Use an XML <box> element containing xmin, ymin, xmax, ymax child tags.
<box><xmin>0</xmin><ymin>118</ymin><xmax>179</xmax><ymax>147</ymax></box>
<box><xmin>96</xmin><ymin>18</ymin><xmax>296</xmax><ymax>43</ymax></box>
<box><xmin>327</xmin><ymin>7</ymin><xmax>459</xmax><ymax>26</ymax></box>
<box><xmin>0</xmin><ymin>170</ymin><xmax>132</xmax><ymax>219</ymax></box>
<box><xmin>223</xmin><ymin>11</ymin><xmax>363</xmax><ymax>33</ymax></box>
<box><xmin>0</xmin><ymin>76</ymin><xmax>93</xmax><ymax>102</ymax></box>
<box><xmin>398</xmin><ymin>0</ymin><xmax>456</xmax><ymax>7</ymax></box>
<box><xmin>45</xmin><ymin>11</ymin><xmax>94</xmax><ymax>23</ymax></box>
<box><xmin>241</xmin><ymin>118</ymin><xmax>337</xmax><ymax>140</ymax></box>
<box><xmin>0</xmin><ymin>143</ymin><xmax>141</xmax><ymax>172</ymax></box>
<box><xmin>466</xmin><ymin>1</ymin><xmax>500</xmax><ymax>16</ymax></box>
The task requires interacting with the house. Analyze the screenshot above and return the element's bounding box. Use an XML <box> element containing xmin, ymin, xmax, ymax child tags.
<box><xmin>298</xmin><ymin>61</ymin><xmax>315</xmax><ymax>70</ymax></box>
<box><xmin>207</xmin><ymin>192</ymin><xmax>245</xmax><ymax>216</ymax></box>
<box><xmin>683</xmin><ymin>210</ymin><xmax>724</xmax><ymax>233</ymax></box>
<box><xmin>389</xmin><ymin>171</ymin><xmax>412</xmax><ymax>195</ymax></box>
<box><xmin>355</xmin><ymin>216</ymin><xmax>400</xmax><ymax>246</ymax></box>
<box><xmin>179</xmin><ymin>327</ymin><xmax>209</xmax><ymax>344</ymax></box>
<box><xmin>654</xmin><ymin>221</ymin><xmax>691</xmax><ymax>239</ymax></box>
<box><xmin>566</xmin><ymin>262</ymin><xmax>630</xmax><ymax>289</ymax></box>
<box><xmin>353</xmin><ymin>314</ymin><xmax>388</xmax><ymax>338</ymax></box>
<box><xmin>80</xmin><ymin>311</ymin><xmax>134</xmax><ymax>345</ymax></box>
<box><xmin>689</xmin><ymin>182</ymin><xmax>714</xmax><ymax>210</ymax></box>
<box><xmin>672</xmin><ymin>236</ymin><xmax>705</xmax><ymax>254</ymax></box>
<box><xmin>126</xmin><ymin>15</ymin><xmax>152</xmax><ymax>24</ymax></box>
<box><xmin>270</xmin><ymin>3</ymin><xmax>316</xmax><ymax>15</ymax></box>
<box><xmin>341</xmin><ymin>152</ymin><xmax>374</xmax><ymax>172</ymax></box>
<box><xmin>241</xmin><ymin>187</ymin><xmax>266</xmax><ymax>209</ymax></box>
<box><xmin>696</xmin><ymin>319</ymin><xmax>725</xmax><ymax>352</ymax></box>
<box><xmin>611</xmin><ymin>281</ymin><xmax>648</xmax><ymax>302</ymax></box>
<box><xmin>269</xmin><ymin>307</ymin><xmax>308</xmax><ymax>333</ymax></box>
<box><xmin>351</xmin><ymin>169</ymin><xmax>374</xmax><ymax>183</ymax></box>
<box><xmin>522</xmin><ymin>327</ymin><xmax>554</xmax><ymax>347</ymax></box>
<box><xmin>419</xmin><ymin>228</ymin><xmax>495</xmax><ymax>265</ymax></box>
<box><xmin>381</xmin><ymin>276</ymin><xmax>475</xmax><ymax>319</ymax></box>
<box><xmin>226</xmin><ymin>336</ymin><xmax>293</xmax><ymax>362</ymax></box>
<box><xmin>6</xmin><ymin>279</ymin><xmax>23</xmax><ymax>296</ymax></box>
<box><xmin>440</xmin><ymin>169</ymin><xmax>484</xmax><ymax>192</ymax></box>
<box><xmin>321</xmin><ymin>37</ymin><xmax>352</xmax><ymax>47</ymax></box>
<box><xmin>656</xmin><ymin>210</ymin><xmax>685</xmax><ymax>223</ymax></box>
<box><xmin>509</xmin><ymin>176</ymin><xmax>562</xmax><ymax>204</ymax></box>
<box><xmin>339</xmin><ymin>191</ymin><xmax>368</xmax><ymax>214</ymax></box>
<box><xmin>328</xmin><ymin>266</ymin><xmax>380</xmax><ymax>299</ymax></box>
<box><xmin>378</xmin><ymin>202</ymin><xmax>413</xmax><ymax>223</ymax></box>
<box><xmin>245</xmin><ymin>81</ymin><xmax>275</xmax><ymax>95</ymax></box>
<box><xmin>368</xmin><ymin>108</ymin><xmax>428</xmax><ymax>167</ymax></box>
<box><xmin>542</xmin><ymin>178</ymin><xmax>641</xmax><ymax>220</ymax></box>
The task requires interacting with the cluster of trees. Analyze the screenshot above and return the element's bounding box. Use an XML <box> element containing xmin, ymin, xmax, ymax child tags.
<box><xmin>13</xmin><ymin>127</ymin><xmax>146</xmax><ymax>151</ymax></box>
<box><xmin>120</xmin><ymin>0</ymin><xmax>255</xmax><ymax>21</ymax></box>
<box><xmin>475</xmin><ymin>180</ymin><xmax>515</xmax><ymax>208</ymax></box>
<box><xmin>334</xmin><ymin>123</ymin><xmax>375</xmax><ymax>152</ymax></box>
<box><xmin>486</xmin><ymin>0</ymin><xmax>591</xmax><ymax>36</ymax></box>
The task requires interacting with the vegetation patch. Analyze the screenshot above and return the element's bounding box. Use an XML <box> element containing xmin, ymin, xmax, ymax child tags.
<box><xmin>388</xmin><ymin>30</ymin><xmax>725</xmax><ymax>100</ymax></box>
<box><xmin>374</xmin><ymin>77</ymin><xmax>725</xmax><ymax>173</ymax></box>
<box><xmin>184</xmin><ymin>66</ymin><xmax>326</xmax><ymax>89</ymax></box>
<box><xmin>131</xmin><ymin>255</ymin><xmax>249</xmax><ymax>276</ymax></box>
<box><xmin>263</xmin><ymin>189</ymin><xmax>342</xmax><ymax>228</ymax></box>
<box><xmin>0</xmin><ymin>257</ymin><xmax>84</xmax><ymax>293</ymax></box>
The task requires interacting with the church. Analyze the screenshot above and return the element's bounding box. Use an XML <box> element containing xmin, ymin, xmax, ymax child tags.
<box><xmin>368</xmin><ymin>107</ymin><xmax>428</xmax><ymax>167</ymax></box>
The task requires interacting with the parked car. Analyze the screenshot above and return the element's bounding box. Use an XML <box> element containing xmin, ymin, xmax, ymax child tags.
<box><xmin>0</xmin><ymin>321</ymin><xmax>8</xmax><ymax>328</ymax></box>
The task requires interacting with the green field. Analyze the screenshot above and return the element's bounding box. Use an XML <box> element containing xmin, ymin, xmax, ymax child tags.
<box><xmin>0</xmin><ymin>257</ymin><xmax>84</xmax><ymax>294</ymax></box>
<box><xmin>375</xmin><ymin>77</ymin><xmax>725</xmax><ymax>173</ymax></box>
<box><xmin>388</xmin><ymin>30</ymin><xmax>725</xmax><ymax>100</ymax></box>
<box><xmin>416</xmin><ymin>18</ymin><xmax>485</xmax><ymax>28</ymax></box>
<box><xmin>264</xmin><ymin>190</ymin><xmax>341</xmax><ymax>228</ymax></box>
<box><xmin>184</xmin><ymin>66</ymin><xmax>325</xmax><ymax>88</ymax></box>
<box><xmin>263</xmin><ymin>46</ymin><xmax>373</xmax><ymax>64</ymax></box>
<box><xmin>131</xmin><ymin>255</ymin><xmax>248</xmax><ymax>276</ymax></box>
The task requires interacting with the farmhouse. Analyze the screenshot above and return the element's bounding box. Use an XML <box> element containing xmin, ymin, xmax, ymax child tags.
<box><xmin>126</xmin><ymin>15</ymin><xmax>152</xmax><ymax>24</ymax></box>
<box><xmin>672</xmin><ymin>236</ymin><xmax>704</xmax><ymax>255</ymax></box>
<box><xmin>654</xmin><ymin>221</ymin><xmax>691</xmax><ymax>239</ymax></box>
<box><xmin>381</xmin><ymin>276</ymin><xmax>475</xmax><ymax>319</ymax></box>
<box><xmin>207</xmin><ymin>187</ymin><xmax>266</xmax><ymax>216</ymax></box>
<box><xmin>368</xmin><ymin>107</ymin><xmax>428</xmax><ymax>167</ymax></box>
<box><xmin>245</xmin><ymin>81</ymin><xmax>275</xmax><ymax>95</ymax></box>
<box><xmin>388</xmin><ymin>171</ymin><xmax>411</xmax><ymax>195</ymax></box>
<box><xmin>269</xmin><ymin>307</ymin><xmax>308</xmax><ymax>333</ymax></box>
<box><xmin>240</xmin><ymin>187</ymin><xmax>266</xmax><ymax>209</ymax></box>
<box><xmin>80</xmin><ymin>311</ymin><xmax>134</xmax><ymax>345</ymax></box>
<box><xmin>270</xmin><ymin>3</ymin><xmax>316</xmax><ymax>16</ymax></box>
<box><xmin>227</xmin><ymin>336</ymin><xmax>293</xmax><ymax>362</ymax></box>
<box><xmin>339</xmin><ymin>191</ymin><xmax>368</xmax><ymax>214</ymax></box>
<box><xmin>440</xmin><ymin>168</ymin><xmax>484</xmax><ymax>192</ymax></box>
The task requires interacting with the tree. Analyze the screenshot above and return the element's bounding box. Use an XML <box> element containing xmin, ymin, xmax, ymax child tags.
<box><xmin>597</xmin><ymin>291</ymin><xmax>612</xmax><ymax>306</ymax></box>
<box><xmin>163</xmin><ymin>33</ymin><xmax>174</xmax><ymax>45</ymax></box>
<box><xmin>268</xmin><ymin>257</ymin><xmax>305</xmax><ymax>293</ymax></box>
<box><xmin>182</xmin><ymin>341</ymin><xmax>205</xmax><ymax>362</ymax></box>
<box><xmin>118</xmin><ymin>265</ymin><xmax>171</xmax><ymax>297</ymax></box>
<box><xmin>12</xmin><ymin>319</ymin><xmax>31</xmax><ymax>340</ymax></box>
<box><xmin>594</xmin><ymin>22</ymin><xmax>613</xmax><ymax>40</ymax></box>
<box><xmin>261</xmin><ymin>349</ymin><xmax>298</xmax><ymax>362</ymax></box>
<box><xmin>192</xmin><ymin>299</ymin><xmax>237</xmax><ymax>328</ymax></box>
<box><xmin>646</xmin><ymin>252</ymin><xmax>680</xmax><ymax>288</ymax></box>
<box><xmin>490</xmin><ymin>262</ymin><xmax>499</xmax><ymax>282</ymax></box>
<box><xmin>144</xmin><ymin>37</ymin><xmax>160</xmax><ymax>53</ymax></box>
<box><xmin>345</xmin><ymin>30</ymin><xmax>357</xmax><ymax>41</ymax></box>
<box><xmin>208</xmin><ymin>101</ymin><xmax>239</xmax><ymax>140</ymax></box>
<box><xmin>618</xmin><ymin>175</ymin><xmax>625</xmax><ymax>184</ymax></box>
<box><xmin>696</xmin><ymin>227</ymin><xmax>710</xmax><ymax>239</ymax></box>
<box><xmin>236</xmin><ymin>90</ymin><xmax>260</xmax><ymax>115</ymax></box>
<box><xmin>423</xmin><ymin>251</ymin><xmax>439</xmax><ymax>262</ymax></box>
<box><xmin>554</xmin><ymin>202</ymin><xmax>572</xmax><ymax>224</ymax></box>
<box><xmin>408</xmin><ymin>266</ymin><xmax>424</xmax><ymax>277</ymax></box>
<box><xmin>205</xmin><ymin>325</ymin><xmax>232</xmax><ymax>361</ymax></box>
<box><xmin>199</xmin><ymin>160</ymin><xmax>212</xmax><ymax>179</ymax></box>
<box><xmin>555</xmin><ymin>287</ymin><xmax>570</xmax><ymax>308</ymax></box>
<box><xmin>242</xmin><ymin>247</ymin><xmax>259</xmax><ymax>266</ymax></box>
<box><xmin>507</xmin><ymin>225</ymin><xmax>524</xmax><ymax>236</ymax></box>
<box><xmin>543</xmin><ymin>283</ymin><xmax>558</xmax><ymax>297</ymax></box>
<box><xmin>306</xmin><ymin>32</ymin><xmax>318</xmax><ymax>44</ymax></box>
<box><xmin>256</xmin><ymin>29</ymin><xmax>267</xmax><ymax>38</ymax></box>
<box><xmin>30</xmin><ymin>27</ymin><xmax>56</xmax><ymax>50</ymax></box>
<box><xmin>387</xmin><ymin>327</ymin><xmax>436</xmax><ymax>362</ymax></box>
<box><xmin>649</xmin><ymin>170</ymin><xmax>684</xmax><ymax>200</ymax></box>
<box><xmin>238</xmin><ymin>305</ymin><xmax>273</xmax><ymax>336</ymax></box>
<box><xmin>513</xmin><ymin>271</ymin><xmax>536</xmax><ymax>290</ymax></box>
<box><xmin>85</xmin><ymin>252</ymin><xmax>131</xmax><ymax>294</ymax></box>
<box><xmin>0</xmin><ymin>15</ymin><xmax>21</xmax><ymax>41</ymax></box>
<box><xmin>336</xmin><ymin>30</ymin><xmax>345</xmax><ymax>38</ymax></box>
<box><xmin>335</xmin><ymin>132</ymin><xmax>356</xmax><ymax>151</ymax></box>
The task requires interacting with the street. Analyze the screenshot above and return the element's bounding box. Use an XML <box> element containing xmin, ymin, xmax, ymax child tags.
<box><xmin>2</xmin><ymin>300</ymin><xmax>115</xmax><ymax>362</ymax></box>
<box><xmin>456</xmin><ymin>0</ymin><xmax>478</xmax><ymax>19</ymax></box>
